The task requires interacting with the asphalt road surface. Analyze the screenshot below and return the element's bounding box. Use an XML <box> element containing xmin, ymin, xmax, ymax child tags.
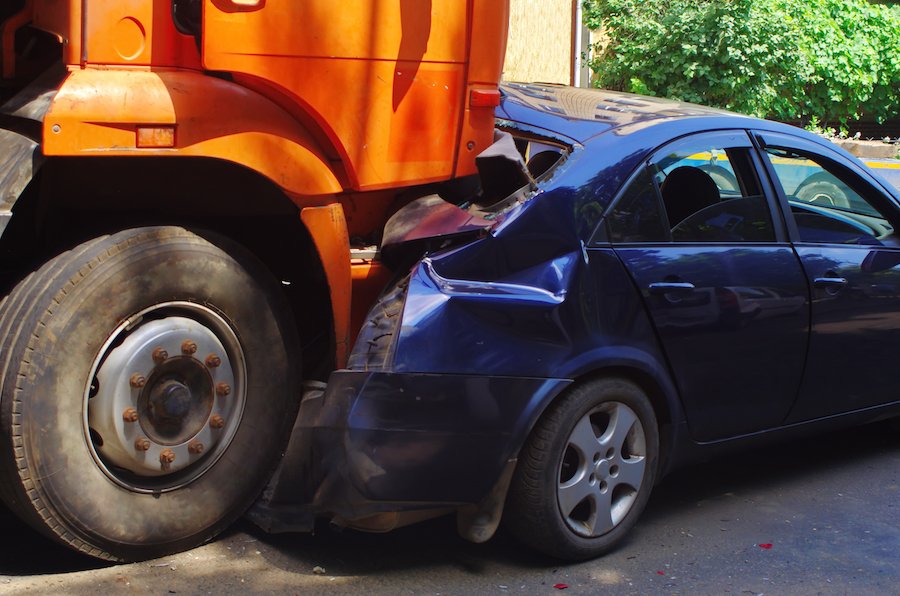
<box><xmin>1</xmin><ymin>421</ymin><xmax>898</xmax><ymax>595</ymax></box>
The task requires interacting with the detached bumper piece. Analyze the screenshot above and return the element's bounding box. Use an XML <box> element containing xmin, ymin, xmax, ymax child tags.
<box><xmin>247</xmin><ymin>370</ymin><xmax>567</xmax><ymax>537</ymax></box>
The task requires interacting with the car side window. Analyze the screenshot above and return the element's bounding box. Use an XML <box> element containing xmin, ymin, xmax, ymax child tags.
<box><xmin>762</xmin><ymin>147</ymin><xmax>895</xmax><ymax>245</ymax></box>
<box><xmin>606</xmin><ymin>168</ymin><xmax>669</xmax><ymax>243</ymax></box>
<box><xmin>607</xmin><ymin>133</ymin><xmax>776</xmax><ymax>243</ymax></box>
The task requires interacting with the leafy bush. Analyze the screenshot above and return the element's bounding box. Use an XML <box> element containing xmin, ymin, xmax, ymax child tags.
<box><xmin>583</xmin><ymin>0</ymin><xmax>900</xmax><ymax>124</ymax></box>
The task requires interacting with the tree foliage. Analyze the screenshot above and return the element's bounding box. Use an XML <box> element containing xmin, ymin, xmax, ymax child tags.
<box><xmin>583</xmin><ymin>0</ymin><xmax>900</xmax><ymax>124</ymax></box>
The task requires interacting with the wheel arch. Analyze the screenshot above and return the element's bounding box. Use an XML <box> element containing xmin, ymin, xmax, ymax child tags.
<box><xmin>507</xmin><ymin>357</ymin><xmax>685</xmax><ymax>486</ymax></box>
<box><xmin>42</xmin><ymin>68</ymin><xmax>347</xmax><ymax>196</ymax></box>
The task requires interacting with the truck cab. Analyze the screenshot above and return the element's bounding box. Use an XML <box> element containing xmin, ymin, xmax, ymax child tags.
<box><xmin>0</xmin><ymin>0</ymin><xmax>507</xmax><ymax>561</ymax></box>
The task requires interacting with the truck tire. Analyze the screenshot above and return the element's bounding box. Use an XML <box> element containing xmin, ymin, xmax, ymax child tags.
<box><xmin>794</xmin><ymin>172</ymin><xmax>851</xmax><ymax>208</ymax></box>
<box><xmin>0</xmin><ymin>227</ymin><xmax>300</xmax><ymax>561</ymax></box>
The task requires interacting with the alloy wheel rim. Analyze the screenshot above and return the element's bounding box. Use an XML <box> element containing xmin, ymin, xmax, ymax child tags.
<box><xmin>556</xmin><ymin>401</ymin><xmax>647</xmax><ymax>537</ymax></box>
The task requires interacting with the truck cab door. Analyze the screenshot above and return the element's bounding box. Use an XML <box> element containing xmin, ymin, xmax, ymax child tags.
<box><xmin>201</xmin><ymin>0</ymin><xmax>503</xmax><ymax>190</ymax></box>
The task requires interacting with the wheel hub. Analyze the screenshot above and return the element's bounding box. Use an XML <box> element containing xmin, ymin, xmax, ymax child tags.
<box><xmin>86</xmin><ymin>305</ymin><xmax>245</xmax><ymax>490</ymax></box>
<box><xmin>140</xmin><ymin>357</ymin><xmax>214</xmax><ymax>445</ymax></box>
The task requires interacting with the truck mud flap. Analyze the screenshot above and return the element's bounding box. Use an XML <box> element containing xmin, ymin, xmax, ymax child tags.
<box><xmin>0</xmin><ymin>63</ymin><xmax>65</xmax><ymax>238</ymax></box>
<box><xmin>0</xmin><ymin>128</ymin><xmax>41</xmax><ymax>238</ymax></box>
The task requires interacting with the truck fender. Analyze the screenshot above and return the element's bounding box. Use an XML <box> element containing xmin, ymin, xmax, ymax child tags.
<box><xmin>301</xmin><ymin>204</ymin><xmax>352</xmax><ymax>369</ymax></box>
<box><xmin>42</xmin><ymin>68</ymin><xmax>343</xmax><ymax>198</ymax></box>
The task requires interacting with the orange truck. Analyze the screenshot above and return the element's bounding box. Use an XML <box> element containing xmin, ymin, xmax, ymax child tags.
<box><xmin>0</xmin><ymin>0</ymin><xmax>508</xmax><ymax>560</ymax></box>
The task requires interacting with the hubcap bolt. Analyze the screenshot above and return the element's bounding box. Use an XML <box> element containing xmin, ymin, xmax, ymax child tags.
<box><xmin>188</xmin><ymin>441</ymin><xmax>205</xmax><ymax>455</ymax></box>
<box><xmin>210</xmin><ymin>414</ymin><xmax>225</xmax><ymax>429</ymax></box>
<box><xmin>129</xmin><ymin>373</ymin><xmax>146</xmax><ymax>388</ymax></box>
<box><xmin>181</xmin><ymin>340</ymin><xmax>198</xmax><ymax>355</ymax></box>
<box><xmin>134</xmin><ymin>437</ymin><xmax>151</xmax><ymax>452</ymax></box>
<box><xmin>122</xmin><ymin>407</ymin><xmax>139</xmax><ymax>423</ymax></box>
<box><xmin>205</xmin><ymin>353</ymin><xmax>222</xmax><ymax>368</ymax></box>
<box><xmin>152</xmin><ymin>347</ymin><xmax>169</xmax><ymax>364</ymax></box>
<box><xmin>159</xmin><ymin>448</ymin><xmax>176</xmax><ymax>468</ymax></box>
<box><xmin>216</xmin><ymin>382</ymin><xmax>231</xmax><ymax>397</ymax></box>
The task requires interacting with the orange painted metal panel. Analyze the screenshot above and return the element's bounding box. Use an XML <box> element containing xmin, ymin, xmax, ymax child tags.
<box><xmin>455</xmin><ymin>0</ymin><xmax>510</xmax><ymax>177</ymax></box>
<box><xmin>468</xmin><ymin>0</ymin><xmax>510</xmax><ymax>85</ymax></box>
<box><xmin>202</xmin><ymin>0</ymin><xmax>507</xmax><ymax>191</ymax></box>
<box><xmin>204</xmin><ymin>0</ymin><xmax>466</xmax><ymax>62</ymax></box>
<box><xmin>301</xmin><ymin>205</ymin><xmax>353</xmax><ymax>369</ymax></box>
<box><xmin>43</xmin><ymin>68</ymin><xmax>342</xmax><ymax>197</ymax></box>
<box><xmin>83</xmin><ymin>0</ymin><xmax>200</xmax><ymax>68</ymax></box>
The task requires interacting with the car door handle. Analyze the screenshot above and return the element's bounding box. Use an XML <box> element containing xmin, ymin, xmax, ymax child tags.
<box><xmin>813</xmin><ymin>277</ymin><xmax>848</xmax><ymax>288</ymax></box>
<box><xmin>648</xmin><ymin>282</ymin><xmax>696</xmax><ymax>295</ymax></box>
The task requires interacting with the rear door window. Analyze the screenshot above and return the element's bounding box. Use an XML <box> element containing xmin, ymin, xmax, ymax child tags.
<box><xmin>606</xmin><ymin>131</ymin><xmax>776</xmax><ymax>243</ymax></box>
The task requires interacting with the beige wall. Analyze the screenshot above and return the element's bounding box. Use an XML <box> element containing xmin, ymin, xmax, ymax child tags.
<box><xmin>503</xmin><ymin>0</ymin><xmax>574</xmax><ymax>84</ymax></box>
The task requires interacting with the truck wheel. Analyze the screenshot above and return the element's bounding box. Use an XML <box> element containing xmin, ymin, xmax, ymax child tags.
<box><xmin>0</xmin><ymin>227</ymin><xmax>300</xmax><ymax>561</ymax></box>
<box><xmin>795</xmin><ymin>172</ymin><xmax>851</xmax><ymax>209</ymax></box>
<box><xmin>505</xmin><ymin>378</ymin><xmax>658</xmax><ymax>560</ymax></box>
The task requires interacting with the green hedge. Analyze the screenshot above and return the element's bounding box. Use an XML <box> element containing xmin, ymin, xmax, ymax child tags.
<box><xmin>583</xmin><ymin>0</ymin><xmax>900</xmax><ymax>125</ymax></box>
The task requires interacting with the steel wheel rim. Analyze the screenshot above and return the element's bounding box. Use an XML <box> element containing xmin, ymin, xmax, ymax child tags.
<box><xmin>556</xmin><ymin>401</ymin><xmax>647</xmax><ymax>537</ymax></box>
<box><xmin>84</xmin><ymin>301</ymin><xmax>247</xmax><ymax>493</ymax></box>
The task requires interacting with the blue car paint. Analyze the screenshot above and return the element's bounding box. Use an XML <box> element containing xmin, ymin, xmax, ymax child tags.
<box><xmin>258</xmin><ymin>84</ymin><xmax>900</xmax><ymax>530</ymax></box>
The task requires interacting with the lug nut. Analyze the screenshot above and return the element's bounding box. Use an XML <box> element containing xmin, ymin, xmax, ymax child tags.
<box><xmin>209</xmin><ymin>415</ymin><xmax>225</xmax><ymax>429</ymax></box>
<box><xmin>188</xmin><ymin>441</ymin><xmax>205</xmax><ymax>455</ymax></box>
<box><xmin>134</xmin><ymin>436</ymin><xmax>151</xmax><ymax>452</ymax></box>
<box><xmin>181</xmin><ymin>340</ymin><xmax>198</xmax><ymax>355</ymax></box>
<box><xmin>152</xmin><ymin>347</ymin><xmax>169</xmax><ymax>364</ymax></box>
<box><xmin>205</xmin><ymin>353</ymin><xmax>222</xmax><ymax>368</ymax></box>
<box><xmin>216</xmin><ymin>382</ymin><xmax>231</xmax><ymax>397</ymax></box>
<box><xmin>129</xmin><ymin>373</ymin><xmax>146</xmax><ymax>388</ymax></box>
<box><xmin>159</xmin><ymin>448</ymin><xmax>176</xmax><ymax>468</ymax></box>
<box><xmin>122</xmin><ymin>407</ymin><xmax>139</xmax><ymax>423</ymax></box>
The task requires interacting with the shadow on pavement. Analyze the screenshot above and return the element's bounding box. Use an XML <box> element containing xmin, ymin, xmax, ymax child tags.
<box><xmin>0</xmin><ymin>419</ymin><xmax>897</xmax><ymax>578</ymax></box>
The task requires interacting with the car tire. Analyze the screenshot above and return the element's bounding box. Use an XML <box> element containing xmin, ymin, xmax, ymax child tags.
<box><xmin>505</xmin><ymin>377</ymin><xmax>658</xmax><ymax>560</ymax></box>
<box><xmin>0</xmin><ymin>227</ymin><xmax>300</xmax><ymax>561</ymax></box>
<box><xmin>795</xmin><ymin>172</ymin><xmax>851</xmax><ymax>208</ymax></box>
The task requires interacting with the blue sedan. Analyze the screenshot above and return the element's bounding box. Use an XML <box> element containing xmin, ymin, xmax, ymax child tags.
<box><xmin>254</xmin><ymin>83</ymin><xmax>900</xmax><ymax>560</ymax></box>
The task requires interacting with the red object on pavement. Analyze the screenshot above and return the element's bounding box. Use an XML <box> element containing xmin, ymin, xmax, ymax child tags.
<box><xmin>759</xmin><ymin>543</ymin><xmax>773</xmax><ymax>549</ymax></box>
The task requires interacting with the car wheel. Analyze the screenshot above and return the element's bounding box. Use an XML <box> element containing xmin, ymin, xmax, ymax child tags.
<box><xmin>505</xmin><ymin>378</ymin><xmax>658</xmax><ymax>560</ymax></box>
<box><xmin>0</xmin><ymin>227</ymin><xmax>300</xmax><ymax>561</ymax></box>
<box><xmin>795</xmin><ymin>172</ymin><xmax>851</xmax><ymax>208</ymax></box>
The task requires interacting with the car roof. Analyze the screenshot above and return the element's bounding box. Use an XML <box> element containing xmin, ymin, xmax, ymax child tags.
<box><xmin>498</xmin><ymin>83</ymin><xmax>900</xmax><ymax>201</ymax></box>
<box><xmin>498</xmin><ymin>82</ymin><xmax>757</xmax><ymax>143</ymax></box>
